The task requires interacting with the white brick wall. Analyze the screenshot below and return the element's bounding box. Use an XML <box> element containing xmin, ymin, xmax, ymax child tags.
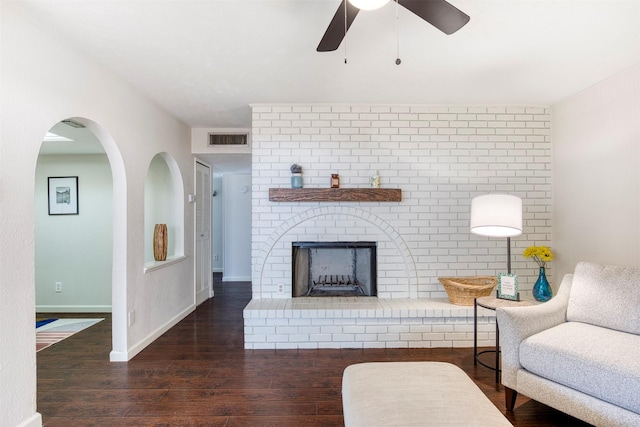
<box><xmin>247</xmin><ymin>103</ymin><xmax>551</xmax><ymax>349</ymax></box>
<box><xmin>244</xmin><ymin>298</ymin><xmax>498</xmax><ymax>350</ymax></box>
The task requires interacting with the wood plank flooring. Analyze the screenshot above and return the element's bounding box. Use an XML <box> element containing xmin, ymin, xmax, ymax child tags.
<box><xmin>37</xmin><ymin>276</ymin><xmax>591</xmax><ymax>426</ymax></box>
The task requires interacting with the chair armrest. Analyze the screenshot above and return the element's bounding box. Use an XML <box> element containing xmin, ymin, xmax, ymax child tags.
<box><xmin>496</xmin><ymin>274</ymin><xmax>572</xmax><ymax>388</ymax></box>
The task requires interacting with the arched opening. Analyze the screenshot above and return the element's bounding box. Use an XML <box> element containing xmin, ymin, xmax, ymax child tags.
<box><xmin>144</xmin><ymin>152</ymin><xmax>185</xmax><ymax>264</ymax></box>
<box><xmin>34</xmin><ymin>117</ymin><xmax>128</xmax><ymax>362</ymax></box>
<box><xmin>35</xmin><ymin>121</ymin><xmax>112</xmax><ymax>312</ymax></box>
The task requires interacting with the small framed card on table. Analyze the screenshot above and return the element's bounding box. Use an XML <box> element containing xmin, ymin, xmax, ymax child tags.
<box><xmin>497</xmin><ymin>273</ymin><xmax>519</xmax><ymax>300</ymax></box>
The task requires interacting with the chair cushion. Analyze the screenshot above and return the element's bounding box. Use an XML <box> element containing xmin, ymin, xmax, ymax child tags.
<box><xmin>520</xmin><ymin>322</ymin><xmax>640</xmax><ymax>414</ymax></box>
<box><xmin>567</xmin><ymin>262</ymin><xmax>640</xmax><ymax>335</ymax></box>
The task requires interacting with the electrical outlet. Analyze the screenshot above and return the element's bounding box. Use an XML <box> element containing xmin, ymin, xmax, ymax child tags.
<box><xmin>213</xmin><ymin>254</ymin><xmax>219</xmax><ymax>261</ymax></box>
<box><xmin>55</xmin><ymin>282</ymin><xmax>62</xmax><ymax>293</ymax></box>
<box><xmin>277</xmin><ymin>283</ymin><xmax>284</xmax><ymax>294</ymax></box>
<box><xmin>128</xmin><ymin>310</ymin><xmax>135</xmax><ymax>327</ymax></box>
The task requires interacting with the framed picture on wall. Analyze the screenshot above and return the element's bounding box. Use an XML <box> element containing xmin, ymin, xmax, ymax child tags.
<box><xmin>497</xmin><ymin>272</ymin><xmax>519</xmax><ymax>300</ymax></box>
<box><xmin>48</xmin><ymin>176</ymin><xmax>79</xmax><ymax>215</ymax></box>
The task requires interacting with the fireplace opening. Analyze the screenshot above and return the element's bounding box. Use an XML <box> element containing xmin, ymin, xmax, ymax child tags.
<box><xmin>292</xmin><ymin>242</ymin><xmax>377</xmax><ymax>297</ymax></box>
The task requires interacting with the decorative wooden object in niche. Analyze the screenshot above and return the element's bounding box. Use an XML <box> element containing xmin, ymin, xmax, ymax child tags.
<box><xmin>268</xmin><ymin>188</ymin><xmax>402</xmax><ymax>202</ymax></box>
<box><xmin>153</xmin><ymin>223</ymin><xmax>168</xmax><ymax>261</ymax></box>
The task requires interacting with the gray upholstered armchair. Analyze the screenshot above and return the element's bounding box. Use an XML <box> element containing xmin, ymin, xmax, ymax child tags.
<box><xmin>496</xmin><ymin>262</ymin><xmax>640</xmax><ymax>427</ymax></box>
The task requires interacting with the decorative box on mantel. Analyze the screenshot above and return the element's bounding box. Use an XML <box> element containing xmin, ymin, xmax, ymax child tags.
<box><xmin>268</xmin><ymin>188</ymin><xmax>402</xmax><ymax>202</ymax></box>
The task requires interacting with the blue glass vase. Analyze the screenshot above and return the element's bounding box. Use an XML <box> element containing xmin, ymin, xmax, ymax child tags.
<box><xmin>532</xmin><ymin>267</ymin><xmax>552</xmax><ymax>302</ymax></box>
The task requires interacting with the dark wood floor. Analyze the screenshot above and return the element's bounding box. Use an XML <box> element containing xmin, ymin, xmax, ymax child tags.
<box><xmin>37</xmin><ymin>275</ymin><xmax>591</xmax><ymax>426</ymax></box>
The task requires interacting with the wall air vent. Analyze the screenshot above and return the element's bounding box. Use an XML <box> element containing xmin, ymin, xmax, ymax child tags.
<box><xmin>208</xmin><ymin>133</ymin><xmax>248</xmax><ymax>146</ymax></box>
<box><xmin>61</xmin><ymin>119</ymin><xmax>86</xmax><ymax>128</ymax></box>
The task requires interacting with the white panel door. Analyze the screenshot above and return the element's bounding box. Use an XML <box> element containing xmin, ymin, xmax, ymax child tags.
<box><xmin>195</xmin><ymin>161</ymin><xmax>212</xmax><ymax>305</ymax></box>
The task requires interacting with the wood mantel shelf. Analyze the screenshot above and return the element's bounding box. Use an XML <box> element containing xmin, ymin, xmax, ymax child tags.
<box><xmin>269</xmin><ymin>188</ymin><xmax>402</xmax><ymax>202</ymax></box>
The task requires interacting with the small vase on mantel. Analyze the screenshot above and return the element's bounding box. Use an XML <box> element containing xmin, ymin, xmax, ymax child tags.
<box><xmin>532</xmin><ymin>267</ymin><xmax>552</xmax><ymax>302</ymax></box>
<box><xmin>291</xmin><ymin>173</ymin><xmax>302</xmax><ymax>188</ymax></box>
<box><xmin>290</xmin><ymin>163</ymin><xmax>303</xmax><ymax>188</ymax></box>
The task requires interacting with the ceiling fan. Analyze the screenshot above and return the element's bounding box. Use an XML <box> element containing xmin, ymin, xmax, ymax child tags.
<box><xmin>317</xmin><ymin>0</ymin><xmax>470</xmax><ymax>52</ymax></box>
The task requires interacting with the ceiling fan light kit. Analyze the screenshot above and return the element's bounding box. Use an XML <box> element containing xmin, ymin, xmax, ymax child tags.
<box><xmin>317</xmin><ymin>0</ymin><xmax>470</xmax><ymax>53</ymax></box>
<box><xmin>348</xmin><ymin>0</ymin><xmax>390</xmax><ymax>11</ymax></box>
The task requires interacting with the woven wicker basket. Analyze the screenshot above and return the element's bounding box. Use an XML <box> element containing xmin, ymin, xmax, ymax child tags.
<box><xmin>438</xmin><ymin>276</ymin><xmax>498</xmax><ymax>306</ymax></box>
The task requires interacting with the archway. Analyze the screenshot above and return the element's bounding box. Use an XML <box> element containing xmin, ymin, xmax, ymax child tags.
<box><xmin>34</xmin><ymin>117</ymin><xmax>127</xmax><ymax>360</ymax></box>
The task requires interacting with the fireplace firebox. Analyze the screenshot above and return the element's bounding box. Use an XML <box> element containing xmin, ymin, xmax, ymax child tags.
<box><xmin>292</xmin><ymin>242</ymin><xmax>377</xmax><ymax>297</ymax></box>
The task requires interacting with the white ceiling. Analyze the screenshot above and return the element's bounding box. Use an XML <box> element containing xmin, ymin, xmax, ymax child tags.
<box><xmin>17</xmin><ymin>0</ymin><xmax>640</xmax><ymax>131</ymax></box>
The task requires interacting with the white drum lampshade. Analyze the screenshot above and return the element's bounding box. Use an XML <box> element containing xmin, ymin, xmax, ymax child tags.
<box><xmin>470</xmin><ymin>194</ymin><xmax>522</xmax><ymax>238</ymax></box>
<box><xmin>470</xmin><ymin>194</ymin><xmax>523</xmax><ymax>275</ymax></box>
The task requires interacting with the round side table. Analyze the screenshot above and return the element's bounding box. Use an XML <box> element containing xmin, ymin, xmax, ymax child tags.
<box><xmin>473</xmin><ymin>296</ymin><xmax>533</xmax><ymax>383</ymax></box>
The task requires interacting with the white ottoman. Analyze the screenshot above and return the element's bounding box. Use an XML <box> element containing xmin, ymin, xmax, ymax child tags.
<box><xmin>342</xmin><ymin>361</ymin><xmax>512</xmax><ymax>426</ymax></box>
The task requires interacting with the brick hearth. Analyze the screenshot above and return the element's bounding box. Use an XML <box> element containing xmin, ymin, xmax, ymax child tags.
<box><xmin>244</xmin><ymin>297</ymin><xmax>497</xmax><ymax>349</ymax></box>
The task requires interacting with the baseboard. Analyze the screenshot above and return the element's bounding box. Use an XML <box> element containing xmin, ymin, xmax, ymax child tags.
<box><xmin>196</xmin><ymin>287</ymin><xmax>210</xmax><ymax>304</ymax></box>
<box><xmin>222</xmin><ymin>275</ymin><xmax>251</xmax><ymax>282</ymax></box>
<box><xmin>17</xmin><ymin>412</ymin><xmax>42</xmax><ymax>427</ymax></box>
<box><xmin>36</xmin><ymin>305</ymin><xmax>112</xmax><ymax>313</ymax></box>
<box><xmin>116</xmin><ymin>304</ymin><xmax>196</xmax><ymax>361</ymax></box>
<box><xmin>109</xmin><ymin>349</ymin><xmax>128</xmax><ymax>362</ymax></box>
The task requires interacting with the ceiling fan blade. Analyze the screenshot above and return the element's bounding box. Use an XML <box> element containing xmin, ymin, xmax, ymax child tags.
<box><xmin>401</xmin><ymin>0</ymin><xmax>470</xmax><ymax>35</ymax></box>
<box><xmin>317</xmin><ymin>0</ymin><xmax>361</xmax><ymax>52</ymax></box>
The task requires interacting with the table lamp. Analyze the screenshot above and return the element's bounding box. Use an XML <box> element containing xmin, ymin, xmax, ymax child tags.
<box><xmin>470</xmin><ymin>194</ymin><xmax>522</xmax><ymax>274</ymax></box>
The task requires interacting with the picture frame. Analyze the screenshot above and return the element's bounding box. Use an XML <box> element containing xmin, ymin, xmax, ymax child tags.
<box><xmin>48</xmin><ymin>176</ymin><xmax>79</xmax><ymax>215</ymax></box>
<box><xmin>497</xmin><ymin>272</ymin><xmax>519</xmax><ymax>300</ymax></box>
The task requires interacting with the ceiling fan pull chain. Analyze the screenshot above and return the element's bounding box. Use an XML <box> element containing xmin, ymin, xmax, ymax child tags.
<box><xmin>344</xmin><ymin>0</ymin><xmax>348</xmax><ymax>64</ymax></box>
<box><xmin>395</xmin><ymin>0</ymin><xmax>401</xmax><ymax>65</ymax></box>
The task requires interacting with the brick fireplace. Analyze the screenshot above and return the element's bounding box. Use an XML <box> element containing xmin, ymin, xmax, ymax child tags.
<box><xmin>245</xmin><ymin>103</ymin><xmax>551</xmax><ymax>349</ymax></box>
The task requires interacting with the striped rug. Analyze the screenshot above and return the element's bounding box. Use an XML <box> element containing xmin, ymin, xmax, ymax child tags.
<box><xmin>36</xmin><ymin>318</ymin><xmax>104</xmax><ymax>352</ymax></box>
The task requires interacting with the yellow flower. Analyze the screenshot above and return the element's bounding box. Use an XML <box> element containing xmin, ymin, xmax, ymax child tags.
<box><xmin>523</xmin><ymin>246</ymin><xmax>554</xmax><ymax>268</ymax></box>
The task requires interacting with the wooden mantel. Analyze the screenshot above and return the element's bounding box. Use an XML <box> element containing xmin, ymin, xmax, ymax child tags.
<box><xmin>268</xmin><ymin>188</ymin><xmax>402</xmax><ymax>202</ymax></box>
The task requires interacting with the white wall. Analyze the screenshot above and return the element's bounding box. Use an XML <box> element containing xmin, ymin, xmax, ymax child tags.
<box><xmin>223</xmin><ymin>173</ymin><xmax>252</xmax><ymax>281</ymax></box>
<box><xmin>252</xmin><ymin>104</ymin><xmax>553</xmax><ymax>299</ymax></box>
<box><xmin>35</xmin><ymin>155</ymin><xmax>112</xmax><ymax>312</ymax></box>
<box><xmin>0</xmin><ymin>3</ymin><xmax>194</xmax><ymax>425</ymax></box>
<box><xmin>212</xmin><ymin>175</ymin><xmax>224</xmax><ymax>272</ymax></box>
<box><xmin>552</xmin><ymin>65</ymin><xmax>640</xmax><ymax>279</ymax></box>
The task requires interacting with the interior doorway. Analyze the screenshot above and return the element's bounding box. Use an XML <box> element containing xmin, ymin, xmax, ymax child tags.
<box><xmin>35</xmin><ymin>120</ymin><xmax>113</xmax><ymax>313</ymax></box>
<box><xmin>198</xmin><ymin>154</ymin><xmax>252</xmax><ymax>284</ymax></box>
<box><xmin>34</xmin><ymin>117</ymin><xmax>127</xmax><ymax>361</ymax></box>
